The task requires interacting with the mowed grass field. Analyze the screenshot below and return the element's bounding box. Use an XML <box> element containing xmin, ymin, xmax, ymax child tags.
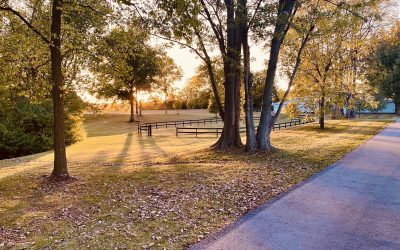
<box><xmin>0</xmin><ymin>110</ymin><xmax>397</xmax><ymax>249</ymax></box>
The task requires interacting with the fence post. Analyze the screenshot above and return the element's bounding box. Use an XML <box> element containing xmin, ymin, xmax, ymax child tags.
<box><xmin>148</xmin><ymin>125</ymin><xmax>152</xmax><ymax>136</ymax></box>
<box><xmin>176</xmin><ymin>127</ymin><xmax>178</xmax><ymax>137</ymax></box>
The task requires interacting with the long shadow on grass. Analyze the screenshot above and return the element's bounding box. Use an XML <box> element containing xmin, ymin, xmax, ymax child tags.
<box><xmin>137</xmin><ymin>135</ymin><xmax>168</xmax><ymax>163</ymax></box>
<box><xmin>115</xmin><ymin>132</ymin><xmax>133</xmax><ymax>163</ymax></box>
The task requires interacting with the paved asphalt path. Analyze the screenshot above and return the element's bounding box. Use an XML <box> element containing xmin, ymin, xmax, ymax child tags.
<box><xmin>192</xmin><ymin>120</ymin><xmax>400</xmax><ymax>250</ymax></box>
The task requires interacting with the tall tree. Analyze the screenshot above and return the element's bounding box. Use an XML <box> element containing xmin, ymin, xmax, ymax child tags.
<box><xmin>367</xmin><ymin>22</ymin><xmax>400</xmax><ymax>115</ymax></box>
<box><xmin>181</xmin><ymin>69</ymin><xmax>214</xmax><ymax>109</ymax></box>
<box><xmin>91</xmin><ymin>27</ymin><xmax>160</xmax><ymax>122</ymax></box>
<box><xmin>290</xmin><ymin>0</ymin><xmax>387</xmax><ymax>129</ymax></box>
<box><xmin>0</xmin><ymin>0</ymin><xmax>109</xmax><ymax>178</ymax></box>
<box><xmin>256</xmin><ymin>0</ymin><xmax>297</xmax><ymax>150</ymax></box>
<box><xmin>0</xmin><ymin>0</ymin><xmax>67</xmax><ymax>177</ymax></box>
<box><xmin>255</xmin><ymin>0</ymin><xmax>383</xmax><ymax>149</ymax></box>
<box><xmin>239</xmin><ymin>0</ymin><xmax>256</xmax><ymax>151</ymax></box>
<box><xmin>150</xmin><ymin>0</ymin><xmax>226</xmax><ymax>119</ymax></box>
<box><xmin>156</xmin><ymin>55</ymin><xmax>183</xmax><ymax>114</ymax></box>
<box><xmin>150</xmin><ymin>0</ymin><xmax>242</xmax><ymax>148</ymax></box>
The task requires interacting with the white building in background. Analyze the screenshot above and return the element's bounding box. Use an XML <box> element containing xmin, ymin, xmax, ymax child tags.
<box><xmin>358</xmin><ymin>101</ymin><xmax>396</xmax><ymax>114</ymax></box>
<box><xmin>272</xmin><ymin>101</ymin><xmax>311</xmax><ymax>113</ymax></box>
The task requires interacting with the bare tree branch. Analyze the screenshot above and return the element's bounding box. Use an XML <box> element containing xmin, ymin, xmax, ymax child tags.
<box><xmin>150</xmin><ymin>33</ymin><xmax>206</xmax><ymax>61</ymax></box>
<box><xmin>246</xmin><ymin>0</ymin><xmax>263</xmax><ymax>32</ymax></box>
<box><xmin>199</xmin><ymin>0</ymin><xmax>226</xmax><ymax>56</ymax></box>
<box><xmin>118</xmin><ymin>0</ymin><xmax>145</xmax><ymax>23</ymax></box>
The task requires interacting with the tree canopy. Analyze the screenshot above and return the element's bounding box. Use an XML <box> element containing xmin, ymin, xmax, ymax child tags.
<box><xmin>91</xmin><ymin>26</ymin><xmax>161</xmax><ymax>121</ymax></box>
<box><xmin>367</xmin><ymin>22</ymin><xmax>400</xmax><ymax>114</ymax></box>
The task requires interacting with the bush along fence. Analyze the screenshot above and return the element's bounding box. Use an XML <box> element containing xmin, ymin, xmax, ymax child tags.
<box><xmin>176</xmin><ymin>117</ymin><xmax>316</xmax><ymax>137</ymax></box>
<box><xmin>137</xmin><ymin>117</ymin><xmax>222</xmax><ymax>136</ymax></box>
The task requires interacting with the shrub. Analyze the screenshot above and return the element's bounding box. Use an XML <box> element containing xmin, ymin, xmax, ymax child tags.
<box><xmin>0</xmin><ymin>93</ymin><xmax>86</xmax><ymax>160</ymax></box>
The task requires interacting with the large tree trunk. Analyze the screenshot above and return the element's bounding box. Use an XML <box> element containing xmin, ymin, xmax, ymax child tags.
<box><xmin>257</xmin><ymin>0</ymin><xmax>296</xmax><ymax>151</ymax></box>
<box><xmin>135</xmin><ymin>89</ymin><xmax>139</xmax><ymax>115</ymax></box>
<box><xmin>395</xmin><ymin>101</ymin><xmax>400</xmax><ymax>116</ymax></box>
<box><xmin>129</xmin><ymin>88</ymin><xmax>135</xmax><ymax>122</ymax></box>
<box><xmin>164</xmin><ymin>90</ymin><xmax>168</xmax><ymax>114</ymax></box>
<box><xmin>244</xmin><ymin>71</ymin><xmax>256</xmax><ymax>151</ymax></box>
<box><xmin>319</xmin><ymin>95</ymin><xmax>325</xmax><ymax>129</ymax></box>
<box><xmin>233</xmin><ymin>60</ymin><xmax>242</xmax><ymax>147</ymax></box>
<box><xmin>216</xmin><ymin>68</ymin><xmax>239</xmax><ymax>149</ymax></box>
<box><xmin>241</xmin><ymin>0</ymin><xmax>256</xmax><ymax>152</ymax></box>
<box><xmin>213</xmin><ymin>0</ymin><xmax>241</xmax><ymax>149</ymax></box>
<box><xmin>50</xmin><ymin>0</ymin><xmax>68</xmax><ymax>178</ymax></box>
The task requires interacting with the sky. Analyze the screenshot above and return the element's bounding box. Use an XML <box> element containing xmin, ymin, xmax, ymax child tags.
<box><xmin>165</xmin><ymin>43</ymin><xmax>269</xmax><ymax>89</ymax></box>
<box><xmin>166</xmin><ymin>1</ymin><xmax>400</xmax><ymax>91</ymax></box>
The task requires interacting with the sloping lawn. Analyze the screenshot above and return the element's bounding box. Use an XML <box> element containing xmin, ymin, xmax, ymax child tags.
<box><xmin>0</xmin><ymin>117</ymin><xmax>394</xmax><ymax>249</ymax></box>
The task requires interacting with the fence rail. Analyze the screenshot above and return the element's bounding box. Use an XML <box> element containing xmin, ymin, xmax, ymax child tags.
<box><xmin>137</xmin><ymin>117</ymin><xmax>222</xmax><ymax>134</ymax></box>
<box><xmin>176</xmin><ymin>118</ymin><xmax>315</xmax><ymax>137</ymax></box>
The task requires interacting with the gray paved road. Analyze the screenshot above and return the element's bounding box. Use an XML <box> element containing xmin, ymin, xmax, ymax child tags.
<box><xmin>192</xmin><ymin>120</ymin><xmax>400</xmax><ymax>250</ymax></box>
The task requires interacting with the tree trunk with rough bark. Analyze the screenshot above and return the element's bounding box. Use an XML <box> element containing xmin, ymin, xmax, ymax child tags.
<box><xmin>241</xmin><ymin>0</ymin><xmax>256</xmax><ymax>152</ymax></box>
<box><xmin>129</xmin><ymin>88</ymin><xmax>135</xmax><ymax>122</ymax></box>
<box><xmin>50</xmin><ymin>0</ymin><xmax>68</xmax><ymax>178</ymax></box>
<box><xmin>213</xmin><ymin>0</ymin><xmax>241</xmax><ymax>149</ymax></box>
<box><xmin>257</xmin><ymin>0</ymin><xmax>296</xmax><ymax>151</ymax></box>
<box><xmin>319</xmin><ymin>95</ymin><xmax>325</xmax><ymax>129</ymax></box>
<box><xmin>396</xmin><ymin>101</ymin><xmax>400</xmax><ymax>115</ymax></box>
<box><xmin>135</xmin><ymin>89</ymin><xmax>139</xmax><ymax>115</ymax></box>
<box><xmin>164</xmin><ymin>90</ymin><xmax>168</xmax><ymax>115</ymax></box>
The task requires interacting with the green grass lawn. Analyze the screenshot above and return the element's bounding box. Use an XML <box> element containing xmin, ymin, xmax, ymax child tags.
<box><xmin>0</xmin><ymin>111</ymin><xmax>396</xmax><ymax>249</ymax></box>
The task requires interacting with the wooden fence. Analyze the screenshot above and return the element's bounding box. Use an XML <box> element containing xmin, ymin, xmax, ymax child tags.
<box><xmin>137</xmin><ymin>117</ymin><xmax>222</xmax><ymax>135</ymax></box>
<box><xmin>175</xmin><ymin>118</ymin><xmax>315</xmax><ymax>137</ymax></box>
